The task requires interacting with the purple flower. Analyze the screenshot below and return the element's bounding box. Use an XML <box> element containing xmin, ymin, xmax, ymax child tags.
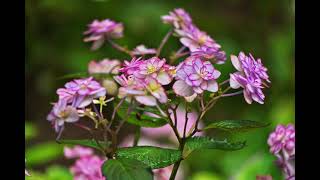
<box><xmin>114</xmin><ymin>74</ymin><xmax>146</xmax><ymax>99</ymax></box>
<box><xmin>161</xmin><ymin>8</ymin><xmax>193</xmax><ymax>30</ymax></box>
<box><xmin>70</xmin><ymin>155</ymin><xmax>105</xmax><ymax>180</ymax></box>
<box><xmin>88</xmin><ymin>59</ymin><xmax>121</xmax><ymax>74</ymax></box>
<box><xmin>64</xmin><ymin>146</ymin><xmax>94</xmax><ymax>159</ymax></box>
<box><xmin>268</xmin><ymin>124</ymin><xmax>295</xmax><ymax>158</ymax></box>
<box><xmin>57</xmin><ymin>77</ymin><xmax>106</xmax><ymax>108</ymax></box>
<box><xmin>229</xmin><ymin>52</ymin><xmax>270</xmax><ymax>104</ymax></box>
<box><xmin>191</xmin><ymin>45</ymin><xmax>227</xmax><ymax>64</ymax></box>
<box><xmin>132</xmin><ymin>45</ymin><xmax>157</xmax><ymax>56</ymax></box>
<box><xmin>173</xmin><ymin>56</ymin><xmax>220</xmax><ymax>102</ymax></box>
<box><xmin>47</xmin><ymin>99</ymin><xmax>79</xmax><ymax>133</ymax></box>
<box><xmin>176</xmin><ymin>25</ymin><xmax>222</xmax><ymax>52</ymax></box>
<box><xmin>84</xmin><ymin>19</ymin><xmax>124</xmax><ymax>50</ymax></box>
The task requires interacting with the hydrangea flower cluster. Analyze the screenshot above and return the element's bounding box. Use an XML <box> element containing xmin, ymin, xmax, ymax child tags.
<box><xmin>64</xmin><ymin>146</ymin><xmax>105</xmax><ymax>180</ymax></box>
<box><xmin>268</xmin><ymin>124</ymin><xmax>295</xmax><ymax>159</ymax></box>
<box><xmin>230</xmin><ymin>52</ymin><xmax>270</xmax><ymax>104</ymax></box>
<box><xmin>162</xmin><ymin>8</ymin><xmax>226</xmax><ymax>64</ymax></box>
<box><xmin>173</xmin><ymin>56</ymin><xmax>220</xmax><ymax>102</ymax></box>
<box><xmin>84</xmin><ymin>19</ymin><xmax>124</xmax><ymax>50</ymax></box>
<box><xmin>114</xmin><ymin>57</ymin><xmax>175</xmax><ymax>106</ymax></box>
<box><xmin>46</xmin><ymin>7</ymin><xmax>272</xmax><ymax>180</ymax></box>
<box><xmin>268</xmin><ymin>124</ymin><xmax>295</xmax><ymax>180</ymax></box>
<box><xmin>47</xmin><ymin>77</ymin><xmax>106</xmax><ymax>132</ymax></box>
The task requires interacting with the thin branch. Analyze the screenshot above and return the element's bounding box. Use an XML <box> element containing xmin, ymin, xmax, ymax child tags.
<box><xmin>109</xmin><ymin>98</ymin><xmax>125</xmax><ymax>129</ymax></box>
<box><xmin>221</xmin><ymin>90</ymin><xmax>243</xmax><ymax>97</ymax></box>
<box><xmin>107</xmin><ymin>38</ymin><xmax>133</xmax><ymax>57</ymax></box>
<box><xmin>156</xmin><ymin>29</ymin><xmax>173</xmax><ymax>57</ymax></box>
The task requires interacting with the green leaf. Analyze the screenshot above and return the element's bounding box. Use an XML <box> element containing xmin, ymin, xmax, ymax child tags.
<box><xmin>102</xmin><ymin>158</ymin><xmax>153</xmax><ymax>180</ymax></box>
<box><xmin>57</xmin><ymin>139</ymin><xmax>110</xmax><ymax>152</ymax></box>
<box><xmin>26</xmin><ymin>142</ymin><xmax>64</xmax><ymax>166</ymax></box>
<box><xmin>46</xmin><ymin>165</ymin><xmax>73</xmax><ymax>180</ymax></box>
<box><xmin>116</xmin><ymin>100</ymin><xmax>168</xmax><ymax>128</ymax></box>
<box><xmin>183</xmin><ymin>136</ymin><xmax>246</xmax><ymax>158</ymax></box>
<box><xmin>116</xmin><ymin>146</ymin><xmax>182</xmax><ymax>169</ymax></box>
<box><xmin>204</xmin><ymin>120</ymin><xmax>269</xmax><ymax>132</ymax></box>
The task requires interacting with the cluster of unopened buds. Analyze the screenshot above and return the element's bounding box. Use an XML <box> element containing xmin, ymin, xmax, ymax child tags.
<box><xmin>268</xmin><ymin>124</ymin><xmax>295</xmax><ymax>180</ymax></box>
<box><xmin>44</xmin><ymin>8</ymin><xmax>271</xmax><ymax>180</ymax></box>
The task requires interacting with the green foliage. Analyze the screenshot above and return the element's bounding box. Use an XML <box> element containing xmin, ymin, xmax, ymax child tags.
<box><xmin>25</xmin><ymin>122</ymin><xmax>38</xmax><ymax>140</ymax></box>
<box><xmin>116</xmin><ymin>146</ymin><xmax>182</xmax><ymax>169</ymax></box>
<box><xmin>57</xmin><ymin>139</ymin><xmax>110</xmax><ymax>153</ymax></box>
<box><xmin>115</xmin><ymin>100</ymin><xmax>168</xmax><ymax>127</ymax></box>
<box><xmin>102</xmin><ymin>158</ymin><xmax>153</xmax><ymax>180</ymax></box>
<box><xmin>183</xmin><ymin>136</ymin><xmax>246</xmax><ymax>158</ymax></box>
<box><xmin>25</xmin><ymin>166</ymin><xmax>73</xmax><ymax>180</ymax></box>
<box><xmin>191</xmin><ymin>171</ymin><xmax>223</xmax><ymax>180</ymax></box>
<box><xmin>204</xmin><ymin>120</ymin><xmax>269</xmax><ymax>132</ymax></box>
<box><xmin>26</xmin><ymin>142</ymin><xmax>64</xmax><ymax>167</ymax></box>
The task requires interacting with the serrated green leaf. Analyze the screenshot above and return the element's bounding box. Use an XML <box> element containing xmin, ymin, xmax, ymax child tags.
<box><xmin>102</xmin><ymin>158</ymin><xmax>153</xmax><ymax>180</ymax></box>
<box><xmin>56</xmin><ymin>139</ymin><xmax>110</xmax><ymax>152</ymax></box>
<box><xmin>115</xmin><ymin>100</ymin><xmax>168</xmax><ymax>127</ymax></box>
<box><xmin>204</xmin><ymin>120</ymin><xmax>269</xmax><ymax>132</ymax></box>
<box><xmin>183</xmin><ymin>136</ymin><xmax>246</xmax><ymax>158</ymax></box>
<box><xmin>116</xmin><ymin>146</ymin><xmax>182</xmax><ymax>169</ymax></box>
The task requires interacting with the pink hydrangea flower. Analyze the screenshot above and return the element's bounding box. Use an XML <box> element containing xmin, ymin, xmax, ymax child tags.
<box><xmin>47</xmin><ymin>99</ymin><xmax>79</xmax><ymax>133</ymax></box>
<box><xmin>119</xmin><ymin>57</ymin><xmax>144</xmax><ymax>76</ymax></box>
<box><xmin>70</xmin><ymin>155</ymin><xmax>105</xmax><ymax>180</ymax></box>
<box><xmin>173</xmin><ymin>56</ymin><xmax>220</xmax><ymax>102</ymax></box>
<box><xmin>114</xmin><ymin>75</ymin><xmax>167</xmax><ymax>106</ymax></box>
<box><xmin>191</xmin><ymin>45</ymin><xmax>226</xmax><ymax>64</ymax></box>
<box><xmin>132</xmin><ymin>45</ymin><xmax>157</xmax><ymax>56</ymax></box>
<box><xmin>88</xmin><ymin>59</ymin><xmax>121</xmax><ymax>74</ymax></box>
<box><xmin>137</xmin><ymin>57</ymin><xmax>174</xmax><ymax>85</ymax></box>
<box><xmin>84</xmin><ymin>19</ymin><xmax>124</xmax><ymax>50</ymax></box>
<box><xmin>142</xmin><ymin>104</ymin><xmax>204</xmax><ymax>142</ymax></box>
<box><xmin>64</xmin><ymin>145</ymin><xmax>94</xmax><ymax>159</ymax></box>
<box><xmin>57</xmin><ymin>77</ymin><xmax>106</xmax><ymax>108</ymax></box>
<box><xmin>161</xmin><ymin>8</ymin><xmax>192</xmax><ymax>30</ymax></box>
<box><xmin>176</xmin><ymin>25</ymin><xmax>222</xmax><ymax>52</ymax></box>
<box><xmin>153</xmin><ymin>165</ymin><xmax>184</xmax><ymax>180</ymax></box>
<box><xmin>268</xmin><ymin>124</ymin><xmax>295</xmax><ymax>158</ymax></box>
<box><xmin>230</xmin><ymin>52</ymin><xmax>270</xmax><ymax>104</ymax></box>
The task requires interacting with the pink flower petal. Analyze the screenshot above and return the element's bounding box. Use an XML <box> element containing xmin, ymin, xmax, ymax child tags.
<box><xmin>173</xmin><ymin>80</ymin><xmax>195</xmax><ymax>97</ymax></box>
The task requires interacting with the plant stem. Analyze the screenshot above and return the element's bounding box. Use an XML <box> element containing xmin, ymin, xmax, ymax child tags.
<box><xmin>156</xmin><ymin>29</ymin><xmax>173</xmax><ymax>57</ymax></box>
<box><xmin>109</xmin><ymin>98</ymin><xmax>125</xmax><ymax>129</ymax></box>
<box><xmin>221</xmin><ymin>90</ymin><xmax>243</xmax><ymax>97</ymax></box>
<box><xmin>133</xmin><ymin>127</ymin><xmax>141</xmax><ymax>146</ymax></box>
<box><xmin>107</xmin><ymin>38</ymin><xmax>133</xmax><ymax>57</ymax></box>
<box><xmin>169</xmin><ymin>159</ymin><xmax>182</xmax><ymax>180</ymax></box>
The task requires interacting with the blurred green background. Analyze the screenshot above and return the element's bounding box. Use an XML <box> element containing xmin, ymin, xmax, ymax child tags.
<box><xmin>25</xmin><ymin>0</ymin><xmax>294</xmax><ymax>179</ymax></box>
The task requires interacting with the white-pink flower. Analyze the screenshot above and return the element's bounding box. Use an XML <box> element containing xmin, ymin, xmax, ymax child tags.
<box><xmin>64</xmin><ymin>145</ymin><xmax>94</xmax><ymax>159</ymax></box>
<box><xmin>132</xmin><ymin>45</ymin><xmax>157</xmax><ymax>56</ymax></box>
<box><xmin>88</xmin><ymin>59</ymin><xmax>121</xmax><ymax>74</ymax></box>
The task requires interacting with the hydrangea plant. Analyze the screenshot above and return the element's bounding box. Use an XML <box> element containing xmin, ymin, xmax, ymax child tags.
<box><xmin>46</xmin><ymin>8</ymin><xmax>272</xmax><ymax>180</ymax></box>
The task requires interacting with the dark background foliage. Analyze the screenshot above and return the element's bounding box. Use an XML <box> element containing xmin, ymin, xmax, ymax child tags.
<box><xmin>25</xmin><ymin>0</ymin><xmax>294</xmax><ymax>179</ymax></box>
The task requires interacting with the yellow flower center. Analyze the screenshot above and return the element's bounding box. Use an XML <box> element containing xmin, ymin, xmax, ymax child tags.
<box><xmin>147</xmin><ymin>64</ymin><xmax>157</xmax><ymax>74</ymax></box>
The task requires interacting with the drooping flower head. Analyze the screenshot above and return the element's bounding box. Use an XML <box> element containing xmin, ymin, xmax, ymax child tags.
<box><xmin>88</xmin><ymin>59</ymin><xmax>121</xmax><ymax>74</ymax></box>
<box><xmin>176</xmin><ymin>25</ymin><xmax>221</xmax><ymax>52</ymax></box>
<box><xmin>84</xmin><ymin>19</ymin><xmax>124</xmax><ymax>50</ymax></box>
<box><xmin>47</xmin><ymin>99</ymin><xmax>79</xmax><ymax>133</ymax></box>
<box><xmin>191</xmin><ymin>45</ymin><xmax>227</xmax><ymax>64</ymax></box>
<box><xmin>268</xmin><ymin>124</ymin><xmax>295</xmax><ymax>158</ymax></box>
<box><xmin>132</xmin><ymin>45</ymin><xmax>157</xmax><ymax>56</ymax></box>
<box><xmin>161</xmin><ymin>8</ymin><xmax>193</xmax><ymax>30</ymax></box>
<box><xmin>173</xmin><ymin>56</ymin><xmax>220</xmax><ymax>102</ymax></box>
<box><xmin>229</xmin><ymin>52</ymin><xmax>270</xmax><ymax>104</ymax></box>
<box><xmin>57</xmin><ymin>77</ymin><xmax>106</xmax><ymax>108</ymax></box>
